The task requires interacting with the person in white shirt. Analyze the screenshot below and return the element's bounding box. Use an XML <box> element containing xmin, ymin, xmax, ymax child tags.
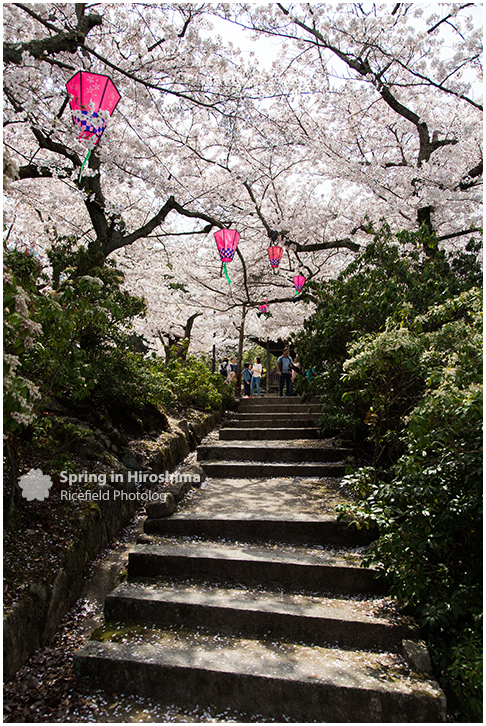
<box><xmin>250</xmin><ymin>357</ymin><xmax>263</xmax><ymax>397</ymax></box>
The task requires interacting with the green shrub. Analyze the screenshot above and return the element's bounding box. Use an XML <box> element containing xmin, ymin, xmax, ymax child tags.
<box><xmin>294</xmin><ymin>225</ymin><xmax>482</xmax><ymax>719</ymax></box>
<box><xmin>5</xmin><ymin>239</ymin><xmax>234</xmax><ymax>431</ymax></box>
<box><xmin>30</xmin><ymin>415</ymin><xmax>92</xmax><ymax>474</ymax></box>
<box><xmin>295</xmin><ymin>225</ymin><xmax>481</xmax><ymax>448</ymax></box>
<box><xmin>3</xmin><ymin>254</ymin><xmax>43</xmax><ymax>434</ymax></box>
<box><xmin>162</xmin><ymin>354</ymin><xmax>234</xmax><ymax>411</ymax></box>
<box><xmin>337</xmin><ymin>289</ymin><xmax>482</xmax><ymax>721</ymax></box>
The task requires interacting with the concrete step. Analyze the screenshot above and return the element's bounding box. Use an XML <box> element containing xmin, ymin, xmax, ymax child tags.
<box><xmin>200</xmin><ymin>461</ymin><xmax>345</xmax><ymax>478</ymax></box>
<box><xmin>234</xmin><ymin>411</ymin><xmax>321</xmax><ymax>421</ymax></box>
<box><xmin>142</xmin><ymin>517</ymin><xmax>376</xmax><ymax>547</ymax></box>
<box><xmin>75</xmin><ymin>633</ymin><xmax>446</xmax><ymax>722</ymax></box>
<box><xmin>127</xmin><ymin>541</ymin><xmax>385</xmax><ymax>596</ymax></box>
<box><xmin>237</xmin><ymin>403</ymin><xmax>321</xmax><ymax>414</ymax></box>
<box><xmin>219</xmin><ymin>427</ymin><xmax>319</xmax><ymax>440</ymax></box>
<box><xmin>223</xmin><ymin>418</ymin><xmax>320</xmax><ymax>428</ymax></box>
<box><xmin>238</xmin><ymin>396</ymin><xmax>303</xmax><ymax>405</ymax></box>
<box><xmin>197</xmin><ymin>444</ymin><xmax>350</xmax><ymax>464</ymax></box>
<box><xmin>104</xmin><ymin>582</ymin><xmax>418</xmax><ymax>651</ymax></box>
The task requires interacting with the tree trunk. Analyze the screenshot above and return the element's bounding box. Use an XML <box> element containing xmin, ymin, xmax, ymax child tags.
<box><xmin>417</xmin><ymin>206</ymin><xmax>438</xmax><ymax>258</ymax></box>
<box><xmin>236</xmin><ymin>305</ymin><xmax>247</xmax><ymax>398</ymax></box>
<box><xmin>266</xmin><ymin>339</ymin><xmax>271</xmax><ymax>394</ymax></box>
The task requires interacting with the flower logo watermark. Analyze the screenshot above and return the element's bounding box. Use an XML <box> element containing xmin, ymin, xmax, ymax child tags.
<box><xmin>18</xmin><ymin>468</ymin><xmax>53</xmax><ymax>501</ymax></box>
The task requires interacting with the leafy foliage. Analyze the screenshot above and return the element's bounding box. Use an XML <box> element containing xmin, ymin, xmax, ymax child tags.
<box><xmin>3</xmin><ymin>248</ymin><xmax>43</xmax><ymax>434</ymax></box>
<box><xmin>338</xmin><ymin>289</ymin><xmax>482</xmax><ymax>720</ymax></box>
<box><xmin>295</xmin><ymin>225</ymin><xmax>481</xmax><ymax>447</ymax></box>
<box><xmin>4</xmin><ymin>241</ymin><xmax>234</xmax><ymax>437</ymax></box>
<box><xmin>295</xmin><ymin>228</ymin><xmax>482</xmax><ymax>720</ymax></box>
<box><xmin>30</xmin><ymin>416</ymin><xmax>94</xmax><ymax>474</ymax></box>
<box><xmin>161</xmin><ymin>354</ymin><xmax>235</xmax><ymax>412</ymax></box>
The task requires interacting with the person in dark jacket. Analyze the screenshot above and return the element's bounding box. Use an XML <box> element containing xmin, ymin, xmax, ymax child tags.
<box><xmin>242</xmin><ymin>362</ymin><xmax>252</xmax><ymax>397</ymax></box>
<box><xmin>277</xmin><ymin>348</ymin><xmax>293</xmax><ymax>397</ymax></box>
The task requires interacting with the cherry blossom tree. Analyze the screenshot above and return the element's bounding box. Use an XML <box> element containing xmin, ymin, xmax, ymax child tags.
<box><xmin>213</xmin><ymin>3</ymin><xmax>482</xmax><ymax>247</ymax></box>
<box><xmin>3</xmin><ymin>3</ymin><xmax>482</xmax><ymax>354</ymax></box>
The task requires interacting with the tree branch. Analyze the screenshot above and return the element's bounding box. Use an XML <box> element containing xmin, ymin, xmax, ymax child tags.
<box><xmin>30</xmin><ymin>127</ymin><xmax>81</xmax><ymax>168</ymax></box>
<box><xmin>293</xmin><ymin>237</ymin><xmax>361</xmax><ymax>253</ymax></box>
<box><xmin>243</xmin><ymin>180</ymin><xmax>278</xmax><ymax>240</ymax></box>
<box><xmin>104</xmin><ymin>197</ymin><xmax>225</xmax><ymax>256</ymax></box>
<box><xmin>17</xmin><ymin>163</ymin><xmax>72</xmax><ymax>180</ymax></box>
<box><xmin>5</xmin><ymin>5</ymin><xmax>102</xmax><ymax>65</ymax></box>
<box><xmin>437</xmin><ymin>227</ymin><xmax>482</xmax><ymax>243</ymax></box>
<box><xmin>457</xmin><ymin>160</ymin><xmax>483</xmax><ymax>191</ymax></box>
<box><xmin>275</xmin><ymin>5</ymin><xmax>462</xmax><ymax>165</ymax></box>
<box><xmin>80</xmin><ymin>44</ymin><xmax>238</xmax><ymax>112</ymax></box>
<box><xmin>236</xmin><ymin>246</ymin><xmax>251</xmax><ymax>304</ymax></box>
<box><xmin>427</xmin><ymin>4</ymin><xmax>474</xmax><ymax>34</ymax></box>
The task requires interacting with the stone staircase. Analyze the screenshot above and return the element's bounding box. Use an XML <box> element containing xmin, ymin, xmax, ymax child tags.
<box><xmin>74</xmin><ymin>396</ymin><xmax>446</xmax><ymax>722</ymax></box>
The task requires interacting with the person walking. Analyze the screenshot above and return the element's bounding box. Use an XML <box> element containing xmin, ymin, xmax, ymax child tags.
<box><xmin>219</xmin><ymin>357</ymin><xmax>230</xmax><ymax>380</ymax></box>
<box><xmin>277</xmin><ymin>348</ymin><xmax>293</xmax><ymax>397</ymax></box>
<box><xmin>242</xmin><ymin>362</ymin><xmax>252</xmax><ymax>397</ymax></box>
<box><xmin>250</xmin><ymin>356</ymin><xmax>263</xmax><ymax>397</ymax></box>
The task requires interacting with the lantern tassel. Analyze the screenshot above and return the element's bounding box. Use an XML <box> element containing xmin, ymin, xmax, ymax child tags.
<box><xmin>223</xmin><ymin>262</ymin><xmax>231</xmax><ymax>284</ymax></box>
<box><xmin>78</xmin><ymin>148</ymin><xmax>92</xmax><ymax>182</ymax></box>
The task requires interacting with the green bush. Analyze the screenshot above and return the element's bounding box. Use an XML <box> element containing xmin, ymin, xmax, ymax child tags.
<box><xmin>3</xmin><ymin>251</ymin><xmax>43</xmax><ymax>434</ymax></box>
<box><xmin>161</xmin><ymin>354</ymin><xmax>234</xmax><ymax>411</ymax></box>
<box><xmin>336</xmin><ymin>289</ymin><xmax>482</xmax><ymax>721</ymax></box>
<box><xmin>294</xmin><ymin>226</ymin><xmax>482</xmax><ymax>719</ymax></box>
<box><xmin>30</xmin><ymin>415</ymin><xmax>93</xmax><ymax>474</ymax></box>
<box><xmin>4</xmin><ymin>240</ymin><xmax>234</xmax><ymax>429</ymax></box>
<box><xmin>294</xmin><ymin>225</ymin><xmax>481</xmax><ymax>448</ymax></box>
<box><xmin>4</xmin><ymin>239</ymin><xmax>145</xmax><ymax>414</ymax></box>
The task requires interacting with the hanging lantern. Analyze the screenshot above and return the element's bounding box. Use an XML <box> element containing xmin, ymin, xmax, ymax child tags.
<box><xmin>267</xmin><ymin>245</ymin><xmax>283</xmax><ymax>272</ymax></box>
<box><xmin>214</xmin><ymin>229</ymin><xmax>240</xmax><ymax>284</ymax></box>
<box><xmin>66</xmin><ymin>71</ymin><xmax>121</xmax><ymax>144</ymax></box>
<box><xmin>257</xmin><ymin>301</ymin><xmax>271</xmax><ymax>319</ymax></box>
<box><xmin>66</xmin><ymin>71</ymin><xmax>121</xmax><ymax>179</ymax></box>
<box><xmin>294</xmin><ymin>275</ymin><xmax>306</xmax><ymax>296</ymax></box>
<box><xmin>257</xmin><ymin>301</ymin><xmax>268</xmax><ymax>319</ymax></box>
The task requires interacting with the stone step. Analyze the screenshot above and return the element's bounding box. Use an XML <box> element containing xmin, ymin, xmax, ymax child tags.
<box><xmin>197</xmin><ymin>444</ymin><xmax>350</xmax><ymax>464</ymax></box>
<box><xmin>142</xmin><ymin>517</ymin><xmax>376</xmax><ymax>547</ymax></box>
<box><xmin>104</xmin><ymin>582</ymin><xmax>418</xmax><ymax>651</ymax></box>
<box><xmin>238</xmin><ymin>396</ymin><xmax>303</xmax><ymax>405</ymax></box>
<box><xmin>200</xmin><ymin>461</ymin><xmax>345</xmax><ymax>478</ymax></box>
<box><xmin>127</xmin><ymin>541</ymin><xmax>385</xmax><ymax>596</ymax></box>
<box><xmin>223</xmin><ymin>418</ymin><xmax>320</xmax><ymax>428</ymax></box>
<box><xmin>234</xmin><ymin>411</ymin><xmax>321</xmax><ymax>421</ymax></box>
<box><xmin>75</xmin><ymin>632</ymin><xmax>446</xmax><ymax>722</ymax></box>
<box><xmin>237</xmin><ymin>403</ymin><xmax>321</xmax><ymax>414</ymax></box>
<box><xmin>219</xmin><ymin>427</ymin><xmax>319</xmax><ymax>440</ymax></box>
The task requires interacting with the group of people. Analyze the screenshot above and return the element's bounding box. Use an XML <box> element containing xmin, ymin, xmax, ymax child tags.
<box><xmin>219</xmin><ymin>348</ymin><xmax>300</xmax><ymax>398</ymax></box>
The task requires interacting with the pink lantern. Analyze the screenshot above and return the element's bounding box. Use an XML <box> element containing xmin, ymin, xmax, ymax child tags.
<box><xmin>267</xmin><ymin>245</ymin><xmax>283</xmax><ymax>270</ymax></box>
<box><xmin>66</xmin><ymin>71</ymin><xmax>121</xmax><ymax>146</ymax></box>
<box><xmin>214</xmin><ymin>229</ymin><xmax>240</xmax><ymax>284</ymax></box>
<box><xmin>257</xmin><ymin>300</ymin><xmax>270</xmax><ymax>319</ymax></box>
<box><xmin>294</xmin><ymin>275</ymin><xmax>306</xmax><ymax>295</ymax></box>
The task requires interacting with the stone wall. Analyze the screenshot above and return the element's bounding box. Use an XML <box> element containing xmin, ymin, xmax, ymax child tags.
<box><xmin>3</xmin><ymin>408</ymin><xmax>222</xmax><ymax>680</ymax></box>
